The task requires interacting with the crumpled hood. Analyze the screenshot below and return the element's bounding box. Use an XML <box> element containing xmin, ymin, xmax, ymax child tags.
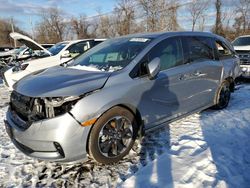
<box><xmin>13</xmin><ymin>66</ymin><xmax>111</xmax><ymax>97</ymax></box>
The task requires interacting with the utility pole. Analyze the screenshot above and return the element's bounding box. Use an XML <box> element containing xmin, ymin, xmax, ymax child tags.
<box><xmin>29</xmin><ymin>16</ymin><xmax>35</xmax><ymax>40</ymax></box>
<box><xmin>10</xmin><ymin>17</ymin><xmax>16</xmax><ymax>48</ymax></box>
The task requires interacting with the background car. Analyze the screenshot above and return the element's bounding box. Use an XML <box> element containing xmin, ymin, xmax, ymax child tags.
<box><xmin>0</xmin><ymin>33</ymin><xmax>55</xmax><ymax>77</ymax></box>
<box><xmin>3</xmin><ymin>37</ymin><xmax>105</xmax><ymax>89</ymax></box>
<box><xmin>0</xmin><ymin>46</ymin><xmax>13</xmax><ymax>52</ymax></box>
<box><xmin>232</xmin><ymin>35</ymin><xmax>250</xmax><ymax>77</ymax></box>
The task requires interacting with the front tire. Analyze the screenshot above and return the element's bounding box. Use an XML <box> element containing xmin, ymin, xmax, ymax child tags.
<box><xmin>214</xmin><ymin>81</ymin><xmax>231</xmax><ymax>109</ymax></box>
<box><xmin>88</xmin><ymin>107</ymin><xmax>137</xmax><ymax>164</ymax></box>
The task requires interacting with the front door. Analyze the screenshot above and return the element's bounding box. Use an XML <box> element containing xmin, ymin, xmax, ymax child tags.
<box><xmin>134</xmin><ymin>37</ymin><xmax>206</xmax><ymax>129</ymax></box>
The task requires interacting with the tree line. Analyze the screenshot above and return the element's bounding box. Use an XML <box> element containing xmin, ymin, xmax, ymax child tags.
<box><xmin>0</xmin><ymin>0</ymin><xmax>250</xmax><ymax>46</ymax></box>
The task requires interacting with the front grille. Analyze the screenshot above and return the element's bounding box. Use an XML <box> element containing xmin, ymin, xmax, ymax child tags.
<box><xmin>240</xmin><ymin>59</ymin><xmax>250</xmax><ymax>65</ymax></box>
<box><xmin>235</xmin><ymin>51</ymin><xmax>250</xmax><ymax>65</ymax></box>
<box><xmin>9</xmin><ymin>91</ymin><xmax>75</xmax><ymax>128</ymax></box>
<box><xmin>235</xmin><ymin>50</ymin><xmax>250</xmax><ymax>54</ymax></box>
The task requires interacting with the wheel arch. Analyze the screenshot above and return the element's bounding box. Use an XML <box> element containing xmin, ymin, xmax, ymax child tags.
<box><xmin>85</xmin><ymin>103</ymin><xmax>143</xmax><ymax>155</ymax></box>
<box><xmin>225</xmin><ymin>76</ymin><xmax>235</xmax><ymax>92</ymax></box>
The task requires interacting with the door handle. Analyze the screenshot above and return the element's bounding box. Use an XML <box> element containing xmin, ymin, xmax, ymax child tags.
<box><xmin>194</xmin><ymin>71</ymin><xmax>202</xmax><ymax>76</ymax></box>
<box><xmin>180</xmin><ymin>71</ymin><xmax>203</xmax><ymax>80</ymax></box>
<box><xmin>179</xmin><ymin>74</ymin><xmax>187</xmax><ymax>80</ymax></box>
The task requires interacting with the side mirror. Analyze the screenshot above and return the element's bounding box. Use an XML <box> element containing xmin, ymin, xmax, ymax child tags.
<box><xmin>60</xmin><ymin>50</ymin><xmax>71</xmax><ymax>58</ymax></box>
<box><xmin>147</xmin><ymin>57</ymin><xmax>161</xmax><ymax>80</ymax></box>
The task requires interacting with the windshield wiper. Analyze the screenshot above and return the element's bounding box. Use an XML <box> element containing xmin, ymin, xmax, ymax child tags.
<box><xmin>60</xmin><ymin>53</ymin><xmax>82</xmax><ymax>67</ymax></box>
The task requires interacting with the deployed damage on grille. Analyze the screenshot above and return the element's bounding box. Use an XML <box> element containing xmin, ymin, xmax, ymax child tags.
<box><xmin>10</xmin><ymin>91</ymin><xmax>79</xmax><ymax>128</ymax></box>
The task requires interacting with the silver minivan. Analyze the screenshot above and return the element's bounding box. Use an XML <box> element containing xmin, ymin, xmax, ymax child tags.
<box><xmin>5</xmin><ymin>32</ymin><xmax>240</xmax><ymax>164</ymax></box>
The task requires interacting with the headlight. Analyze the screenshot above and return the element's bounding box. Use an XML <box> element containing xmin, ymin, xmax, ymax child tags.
<box><xmin>33</xmin><ymin>91</ymin><xmax>99</xmax><ymax>119</ymax></box>
<box><xmin>48</xmin><ymin>96</ymin><xmax>80</xmax><ymax>107</ymax></box>
<box><xmin>242</xmin><ymin>67</ymin><xmax>247</xmax><ymax>72</ymax></box>
<box><xmin>12</xmin><ymin>63</ymin><xmax>28</xmax><ymax>72</ymax></box>
<box><xmin>43</xmin><ymin>96</ymin><xmax>80</xmax><ymax>118</ymax></box>
<box><xmin>20</xmin><ymin>63</ymin><xmax>29</xmax><ymax>70</ymax></box>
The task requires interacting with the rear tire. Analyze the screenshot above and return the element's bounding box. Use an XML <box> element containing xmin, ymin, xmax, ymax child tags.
<box><xmin>88</xmin><ymin>107</ymin><xmax>138</xmax><ymax>164</ymax></box>
<box><xmin>213</xmin><ymin>81</ymin><xmax>231</xmax><ymax>109</ymax></box>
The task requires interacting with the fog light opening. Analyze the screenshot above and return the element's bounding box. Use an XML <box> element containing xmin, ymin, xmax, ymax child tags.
<box><xmin>53</xmin><ymin>142</ymin><xmax>65</xmax><ymax>158</ymax></box>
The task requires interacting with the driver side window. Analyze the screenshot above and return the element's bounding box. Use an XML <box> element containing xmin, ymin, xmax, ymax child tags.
<box><xmin>135</xmin><ymin>37</ymin><xmax>184</xmax><ymax>77</ymax></box>
<box><xmin>148</xmin><ymin>37</ymin><xmax>183</xmax><ymax>71</ymax></box>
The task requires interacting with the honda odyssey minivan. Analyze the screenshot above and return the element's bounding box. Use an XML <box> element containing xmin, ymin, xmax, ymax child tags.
<box><xmin>5</xmin><ymin>32</ymin><xmax>240</xmax><ymax>164</ymax></box>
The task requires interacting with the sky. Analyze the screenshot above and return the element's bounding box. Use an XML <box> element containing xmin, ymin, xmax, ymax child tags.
<box><xmin>0</xmin><ymin>0</ymin><xmax>237</xmax><ymax>34</ymax></box>
<box><xmin>0</xmin><ymin>0</ymin><xmax>116</xmax><ymax>32</ymax></box>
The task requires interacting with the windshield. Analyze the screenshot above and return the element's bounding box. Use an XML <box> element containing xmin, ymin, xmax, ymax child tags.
<box><xmin>232</xmin><ymin>37</ymin><xmax>250</xmax><ymax>46</ymax></box>
<box><xmin>48</xmin><ymin>42</ymin><xmax>68</xmax><ymax>55</ymax></box>
<box><xmin>15</xmin><ymin>46</ymin><xmax>27</xmax><ymax>55</ymax></box>
<box><xmin>70</xmin><ymin>37</ymin><xmax>151</xmax><ymax>72</ymax></box>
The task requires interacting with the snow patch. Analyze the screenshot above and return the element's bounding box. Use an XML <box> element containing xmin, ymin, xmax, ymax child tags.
<box><xmin>0</xmin><ymin>82</ymin><xmax>250</xmax><ymax>187</ymax></box>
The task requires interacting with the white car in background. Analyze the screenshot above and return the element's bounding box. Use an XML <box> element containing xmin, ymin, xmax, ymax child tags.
<box><xmin>232</xmin><ymin>35</ymin><xmax>250</xmax><ymax>77</ymax></box>
<box><xmin>3</xmin><ymin>34</ymin><xmax>105</xmax><ymax>90</ymax></box>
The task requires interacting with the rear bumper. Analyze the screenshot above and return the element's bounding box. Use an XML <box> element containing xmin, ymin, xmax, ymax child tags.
<box><xmin>5</xmin><ymin>108</ymin><xmax>91</xmax><ymax>162</ymax></box>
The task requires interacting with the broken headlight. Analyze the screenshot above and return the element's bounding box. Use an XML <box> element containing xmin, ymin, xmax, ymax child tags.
<box><xmin>44</xmin><ymin>96</ymin><xmax>80</xmax><ymax>118</ymax></box>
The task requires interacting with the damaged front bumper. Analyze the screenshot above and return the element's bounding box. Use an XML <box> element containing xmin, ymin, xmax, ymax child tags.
<box><xmin>5</xmin><ymin>108</ymin><xmax>91</xmax><ymax>162</ymax></box>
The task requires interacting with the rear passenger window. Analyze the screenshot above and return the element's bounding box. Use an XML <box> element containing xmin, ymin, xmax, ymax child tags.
<box><xmin>185</xmin><ymin>37</ymin><xmax>214</xmax><ymax>62</ymax></box>
<box><xmin>215</xmin><ymin>40</ymin><xmax>233</xmax><ymax>59</ymax></box>
<box><xmin>148</xmin><ymin>37</ymin><xmax>184</xmax><ymax>71</ymax></box>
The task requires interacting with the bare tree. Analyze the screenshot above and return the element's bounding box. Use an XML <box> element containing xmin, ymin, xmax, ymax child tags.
<box><xmin>71</xmin><ymin>15</ymin><xmax>92</xmax><ymax>39</ymax></box>
<box><xmin>114</xmin><ymin>0</ymin><xmax>136</xmax><ymax>35</ymax></box>
<box><xmin>188</xmin><ymin>0</ymin><xmax>209</xmax><ymax>31</ymax></box>
<box><xmin>220</xmin><ymin>11</ymin><xmax>235</xmax><ymax>40</ymax></box>
<box><xmin>137</xmin><ymin>0</ymin><xmax>180</xmax><ymax>32</ymax></box>
<box><xmin>214</xmin><ymin>0</ymin><xmax>224</xmax><ymax>35</ymax></box>
<box><xmin>96</xmin><ymin>14</ymin><xmax>115</xmax><ymax>38</ymax></box>
<box><xmin>164</xmin><ymin>0</ymin><xmax>180</xmax><ymax>31</ymax></box>
<box><xmin>0</xmin><ymin>18</ymin><xmax>27</xmax><ymax>46</ymax></box>
<box><xmin>35</xmin><ymin>7</ymin><xmax>68</xmax><ymax>43</ymax></box>
<box><xmin>233</xmin><ymin>0</ymin><xmax>250</xmax><ymax>35</ymax></box>
<box><xmin>137</xmin><ymin>0</ymin><xmax>163</xmax><ymax>32</ymax></box>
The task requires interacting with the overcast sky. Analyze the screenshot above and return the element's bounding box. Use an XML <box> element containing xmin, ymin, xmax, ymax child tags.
<box><xmin>0</xmin><ymin>0</ymin><xmax>237</xmax><ymax>33</ymax></box>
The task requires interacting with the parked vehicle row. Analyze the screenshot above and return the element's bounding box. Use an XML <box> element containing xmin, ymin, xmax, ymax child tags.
<box><xmin>0</xmin><ymin>33</ymin><xmax>54</xmax><ymax>62</ymax></box>
<box><xmin>4</xmin><ymin>31</ymin><xmax>241</xmax><ymax>164</ymax></box>
<box><xmin>2</xmin><ymin>32</ymin><xmax>105</xmax><ymax>89</ymax></box>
